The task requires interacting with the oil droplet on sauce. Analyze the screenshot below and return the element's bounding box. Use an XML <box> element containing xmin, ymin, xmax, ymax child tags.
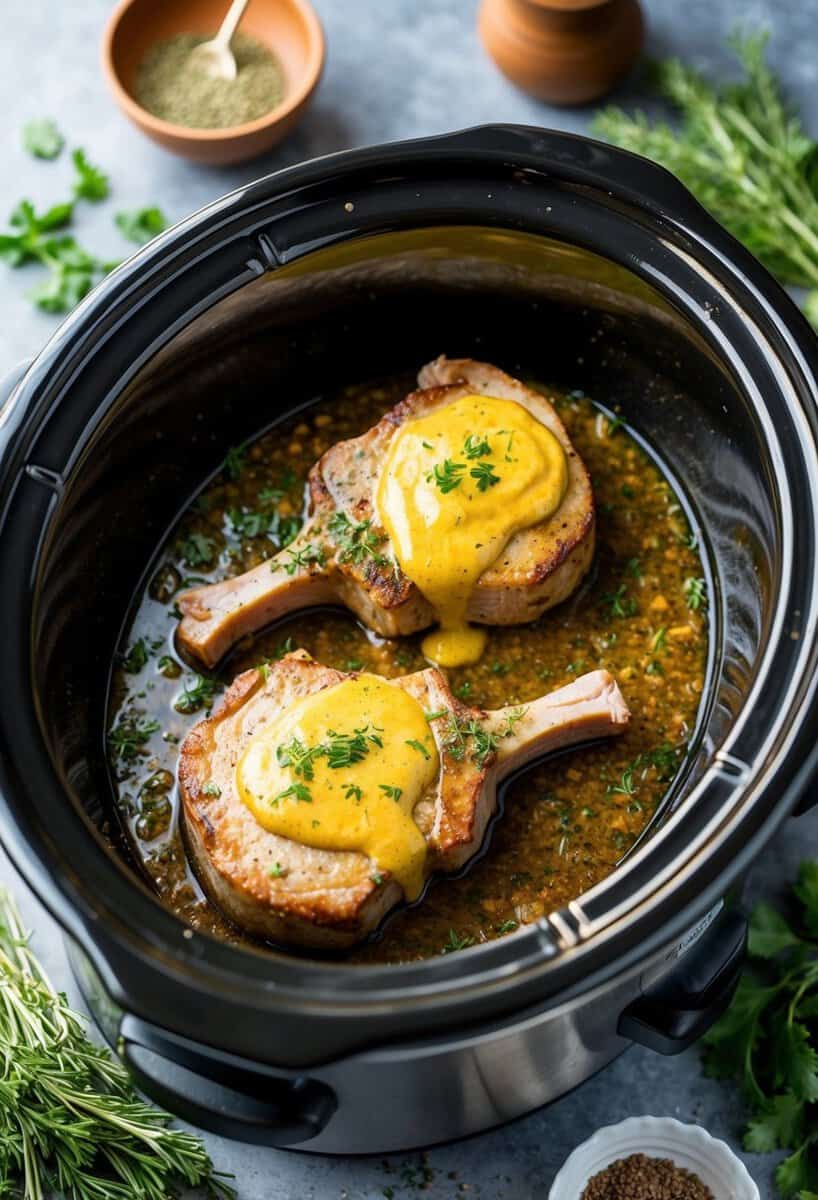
<box><xmin>236</xmin><ymin>675</ymin><xmax>439</xmax><ymax>898</ymax></box>
<box><xmin>376</xmin><ymin>395</ymin><xmax>567</xmax><ymax>667</ymax></box>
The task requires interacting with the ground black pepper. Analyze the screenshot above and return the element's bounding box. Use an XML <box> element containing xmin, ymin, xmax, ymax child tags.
<box><xmin>581</xmin><ymin>1153</ymin><xmax>715</xmax><ymax>1200</ymax></box>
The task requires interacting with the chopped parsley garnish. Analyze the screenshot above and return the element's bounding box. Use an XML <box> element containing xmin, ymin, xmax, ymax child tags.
<box><xmin>424</xmin><ymin>709</ymin><xmax>448</xmax><ymax>722</ymax></box>
<box><xmin>202</xmin><ymin>781</ymin><xmax>221</xmax><ymax>798</ymax></box>
<box><xmin>441</xmin><ymin>707</ymin><xmax>527</xmax><ymax>768</ymax></box>
<box><xmin>324</xmin><ymin>726</ymin><xmax>383</xmax><ymax>769</ymax></box>
<box><xmin>227</xmin><ymin>507</ymin><xmax>273</xmax><ymax>539</ymax></box>
<box><xmin>441</xmin><ymin>929</ymin><xmax>475</xmax><ymax>954</ymax></box>
<box><xmin>608</xmin><ymin>767</ymin><xmax>636</xmax><ymax>797</ymax></box>
<box><xmin>607</xmin><ymin>743</ymin><xmax>685</xmax><ymax>801</ymax></box>
<box><xmin>274</xmin><ymin>542</ymin><xmax>325</xmax><ymax>576</ymax></box>
<box><xmin>274</xmin><ymin>782</ymin><xmax>313</xmax><ymax>804</ymax></box>
<box><xmin>684</xmin><ymin>576</ymin><xmax>707</xmax><ymax>611</ymax></box>
<box><xmin>379</xmin><ymin>784</ymin><xmax>403</xmax><ymax>801</ymax></box>
<box><xmin>469</xmin><ymin>460</ymin><xmax>501</xmax><ymax>491</ymax></box>
<box><xmin>496</xmin><ymin>919</ymin><xmax>518</xmax><ymax>934</ymax></box>
<box><xmin>223</xmin><ymin>442</ymin><xmax>247</xmax><ymax>480</ymax></box>
<box><xmin>108</xmin><ymin>716</ymin><xmax>159</xmax><ymax>762</ymax></box>
<box><xmin>276</xmin><ymin>737</ymin><xmax>325</xmax><ymax>782</ymax></box>
<box><xmin>463</xmin><ymin>434</ymin><xmax>492</xmax><ymax>459</ymax></box>
<box><xmin>276</xmin><ymin>725</ymin><xmax>384</xmax><ymax>783</ymax></box>
<box><xmin>405</xmin><ymin>738</ymin><xmax>431</xmax><ymax>760</ymax></box>
<box><xmin>120</xmin><ymin>638</ymin><xmax>149</xmax><ymax>674</ymax></box>
<box><xmin>268</xmin><ymin>862</ymin><xmax>288</xmax><ymax>878</ymax></box>
<box><xmin>257</xmin><ymin>471</ymin><xmax>296</xmax><ymax>507</ymax></box>
<box><xmin>174</xmin><ymin>674</ymin><xmax>222</xmax><ymax>715</ymax></box>
<box><xmin>428</xmin><ymin>458</ymin><xmax>466</xmax><ymax>494</ymax></box>
<box><xmin>602</xmin><ymin>583</ymin><xmax>638</xmax><ymax>619</ymax></box>
<box><xmin>427</xmin><ymin>435</ymin><xmax>501</xmax><ymax>494</ymax></box>
<box><xmin>328</xmin><ymin>511</ymin><xmax>388</xmax><ymax>567</ymax></box>
<box><xmin>179</xmin><ymin>532</ymin><xmax>217</xmax><ymax>568</ymax></box>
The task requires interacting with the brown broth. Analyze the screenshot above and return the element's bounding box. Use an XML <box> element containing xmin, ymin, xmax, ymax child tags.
<box><xmin>108</xmin><ymin>376</ymin><xmax>707</xmax><ymax>963</ymax></box>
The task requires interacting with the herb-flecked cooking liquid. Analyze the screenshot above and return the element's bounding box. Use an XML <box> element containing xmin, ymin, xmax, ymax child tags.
<box><xmin>108</xmin><ymin>377</ymin><xmax>707</xmax><ymax>963</ymax></box>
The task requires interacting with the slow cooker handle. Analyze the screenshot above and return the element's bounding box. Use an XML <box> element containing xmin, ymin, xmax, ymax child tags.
<box><xmin>617</xmin><ymin>908</ymin><xmax>747</xmax><ymax>1055</ymax></box>
<box><xmin>118</xmin><ymin>1014</ymin><xmax>337</xmax><ymax>1146</ymax></box>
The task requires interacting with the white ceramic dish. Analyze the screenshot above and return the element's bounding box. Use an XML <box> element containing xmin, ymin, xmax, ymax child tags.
<box><xmin>549</xmin><ymin>1115</ymin><xmax>760</xmax><ymax>1200</ymax></box>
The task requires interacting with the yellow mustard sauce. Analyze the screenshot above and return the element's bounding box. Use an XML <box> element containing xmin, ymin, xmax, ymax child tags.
<box><xmin>236</xmin><ymin>674</ymin><xmax>439</xmax><ymax>898</ymax></box>
<box><xmin>376</xmin><ymin>395</ymin><xmax>567</xmax><ymax>668</ymax></box>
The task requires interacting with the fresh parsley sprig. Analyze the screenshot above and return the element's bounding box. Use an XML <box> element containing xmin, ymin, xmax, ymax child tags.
<box><xmin>0</xmin><ymin>888</ymin><xmax>233</xmax><ymax>1200</ymax></box>
<box><xmin>0</xmin><ymin>199</ymin><xmax>113</xmax><ymax>314</ymax></box>
<box><xmin>115</xmin><ymin>206</ymin><xmax>168</xmax><ymax>245</ymax></box>
<box><xmin>5</xmin><ymin>120</ymin><xmax>172</xmax><ymax>315</ymax></box>
<box><xmin>72</xmin><ymin>148</ymin><xmax>109</xmax><ymax>202</ymax></box>
<box><xmin>594</xmin><ymin>32</ymin><xmax>818</xmax><ymax>327</ymax></box>
<box><xmin>702</xmin><ymin>862</ymin><xmax>818</xmax><ymax>1196</ymax></box>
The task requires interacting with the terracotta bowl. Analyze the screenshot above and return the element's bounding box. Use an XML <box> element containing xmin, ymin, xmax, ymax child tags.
<box><xmin>101</xmin><ymin>0</ymin><xmax>324</xmax><ymax>165</ymax></box>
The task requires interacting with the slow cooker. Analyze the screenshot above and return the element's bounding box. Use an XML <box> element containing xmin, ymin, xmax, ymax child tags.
<box><xmin>1</xmin><ymin>124</ymin><xmax>818</xmax><ymax>1153</ymax></box>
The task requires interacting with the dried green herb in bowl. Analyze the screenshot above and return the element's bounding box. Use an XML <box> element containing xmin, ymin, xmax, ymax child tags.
<box><xmin>135</xmin><ymin>32</ymin><xmax>284</xmax><ymax>129</ymax></box>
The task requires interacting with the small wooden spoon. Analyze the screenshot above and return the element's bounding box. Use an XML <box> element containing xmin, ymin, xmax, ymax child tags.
<box><xmin>190</xmin><ymin>0</ymin><xmax>252</xmax><ymax>81</ymax></box>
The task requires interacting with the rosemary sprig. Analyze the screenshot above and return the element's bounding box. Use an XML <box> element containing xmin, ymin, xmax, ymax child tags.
<box><xmin>593</xmin><ymin>32</ymin><xmax>818</xmax><ymax>326</ymax></box>
<box><xmin>0</xmin><ymin>888</ymin><xmax>233</xmax><ymax>1200</ymax></box>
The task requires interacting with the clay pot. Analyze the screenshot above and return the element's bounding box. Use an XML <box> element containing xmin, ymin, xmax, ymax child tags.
<box><xmin>102</xmin><ymin>0</ymin><xmax>324</xmax><ymax>165</ymax></box>
<box><xmin>479</xmin><ymin>0</ymin><xmax>644</xmax><ymax>106</ymax></box>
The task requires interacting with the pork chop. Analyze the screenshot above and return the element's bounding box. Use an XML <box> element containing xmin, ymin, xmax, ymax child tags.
<box><xmin>178</xmin><ymin>651</ymin><xmax>629</xmax><ymax>949</ymax></box>
<box><xmin>176</xmin><ymin>357</ymin><xmax>595</xmax><ymax>669</ymax></box>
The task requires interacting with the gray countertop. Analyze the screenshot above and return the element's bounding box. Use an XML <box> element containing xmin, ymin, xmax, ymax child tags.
<box><xmin>2</xmin><ymin>1</ymin><xmax>818</xmax><ymax>1196</ymax></box>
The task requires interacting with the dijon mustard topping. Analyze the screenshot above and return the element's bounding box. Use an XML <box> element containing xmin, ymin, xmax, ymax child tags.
<box><xmin>236</xmin><ymin>675</ymin><xmax>439</xmax><ymax>898</ymax></box>
<box><xmin>376</xmin><ymin>395</ymin><xmax>567</xmax><ymax>667</ymax></box>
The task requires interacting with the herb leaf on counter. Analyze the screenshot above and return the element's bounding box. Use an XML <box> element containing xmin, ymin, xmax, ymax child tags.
<box><xmin>22</xmin><ymin>117</ymin><xmax>64</xmax><ymax>159</ymax></box>
<box><xmin>72</xmin><ymin>147</ymin><xmax>110</xmax><ymax>201</ymax></box>
<box><xmin>702</xmin><ymin>862</ymin><xmax>818</xmax><ymax>1195</ymax></box>
<box><xmin>594</xmin><ymin>32</ymin><xmax>818</xmax><ymax>327</ymax></box>
<box><xmin>0</xmin><ymin>198</ymin><xmax>112</xmax><ymax>313</ymax></box>
<box><xmin>0</xmin><ymin>887</ymin><xmax>233</xmax><ymax>1200</ymax></box>
<box><xmin>115</xmin><ymin>205</ymin><xmax>168</xmax><ymax>244</ymax></box>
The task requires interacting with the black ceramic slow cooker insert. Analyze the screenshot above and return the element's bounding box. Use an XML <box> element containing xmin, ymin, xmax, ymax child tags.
<box><xmin>1</xmin><ymin>125</ymin><xmax>818</xmax><ymax>1153</ymax></box>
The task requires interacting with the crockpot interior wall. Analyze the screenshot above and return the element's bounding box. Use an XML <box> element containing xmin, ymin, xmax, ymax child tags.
<box><xmin>32</xmin><ymin>226</ymin><xmax>775</xmax><ymax>891</ymax></box>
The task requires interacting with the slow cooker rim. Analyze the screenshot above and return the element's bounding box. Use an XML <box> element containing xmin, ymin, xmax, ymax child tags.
<box><xmin>2</xmin><ymin>124</ymin><xmax>818</xmax><ymax>1025</ymax></box>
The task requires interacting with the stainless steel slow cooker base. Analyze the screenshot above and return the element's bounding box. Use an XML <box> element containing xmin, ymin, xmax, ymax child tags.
<box><xmin>67</xmin><ymin>903</ymin><xmax>742</xmax><ymax>1151</ymax></box>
